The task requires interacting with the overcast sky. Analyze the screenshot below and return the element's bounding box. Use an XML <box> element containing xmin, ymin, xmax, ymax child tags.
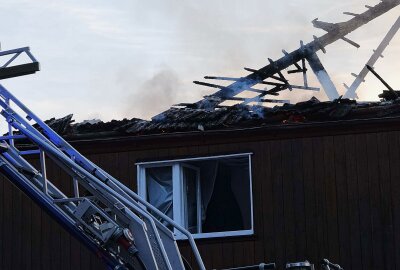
<box><xmin>0</xmin><ymin>0</ymin><xmax>399</xmax><ymax>122</ymax></box>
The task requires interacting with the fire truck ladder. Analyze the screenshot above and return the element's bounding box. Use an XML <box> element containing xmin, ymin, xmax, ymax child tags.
<box><xmin>0</xmin><ymin>47</ymin><xmax>205</xmax><ymax>270</ymax></box>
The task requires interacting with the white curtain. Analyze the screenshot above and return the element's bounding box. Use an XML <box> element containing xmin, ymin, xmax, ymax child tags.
<box><xmin>146</xmin><ymin>167</ymin><xmax>173</xmax><ymax>221</ymax></box>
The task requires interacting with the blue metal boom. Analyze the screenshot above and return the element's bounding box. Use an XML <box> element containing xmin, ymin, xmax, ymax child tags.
<box><xmin>0</xmin><ymin>47</ymin><xmax>206</xmax><ymax>270</ymax></box>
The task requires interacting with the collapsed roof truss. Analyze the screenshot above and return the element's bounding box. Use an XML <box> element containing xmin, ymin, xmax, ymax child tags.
<box><xmin>174</xmin><ymin>0</ymin><xmax>400</xmax><ymax>111</ymax></box>
<box><xmin>343</xmin><ymin>15</ymin><xmax>400</xmax><ymax>99</ymax></box>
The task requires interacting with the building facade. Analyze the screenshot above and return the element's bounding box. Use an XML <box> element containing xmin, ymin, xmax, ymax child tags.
<box><xmin>1</xmin><ymin>116</ymin><xmax>400</xmax><ymax>270</ymax></box>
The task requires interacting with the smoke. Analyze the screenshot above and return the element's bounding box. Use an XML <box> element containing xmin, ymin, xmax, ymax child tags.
<box><xmin>113</xmin><ymin>0</ymin><xmax>320</xmax><ymax>119</ymax></box>
<box><xmin>1</xmin><ymin>0</ymin><xmax>397</xmax><ymax>123</ymax></box>
<box><xmin>122</xmin><ymin>69</ymin><xmax>188</xmax><ymax>120</ymax></box>
<box><xmin>111</xmin><ymin>0</ymin><xmax>399</xmax><ymax>120</ymax></box>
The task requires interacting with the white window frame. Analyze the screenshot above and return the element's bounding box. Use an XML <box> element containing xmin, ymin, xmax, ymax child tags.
<box><xmin>180</xmin><ymin>163</ymin><xmax>202</xmax><ymax>234</ymax></box>
<box><xmin>136</xmin><ymin>153</ymin><xmax>254</xmax><ymax>239</ymax></box>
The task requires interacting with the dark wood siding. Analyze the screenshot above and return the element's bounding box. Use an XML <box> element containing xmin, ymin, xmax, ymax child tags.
<box><xmin>1</xmin><ymin>123</ymin><xmax>400</xmax><ymax>270</ymax></box>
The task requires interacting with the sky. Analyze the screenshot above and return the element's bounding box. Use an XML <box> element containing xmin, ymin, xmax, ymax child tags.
<box><xmin>0</xmin><ymin>0</ymin><xmax>399</xmax><ymax>122</ymax></box>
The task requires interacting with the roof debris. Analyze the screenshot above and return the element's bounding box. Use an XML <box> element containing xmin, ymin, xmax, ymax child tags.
<box><xmin>37</xmin><ymin>97</ymin><xmax>400</xmax><ymax>139</ymax></box>
<box><xmin>165</xmin><ymin>0</ymin><xmax>400</xmax><ymax>112</ymax></box>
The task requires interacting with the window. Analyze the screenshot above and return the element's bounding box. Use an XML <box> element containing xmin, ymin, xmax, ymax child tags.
<box><xmin>136</xmin><ymin>153</ymin><xmax>253</xmax><ymax>239</ymax></box>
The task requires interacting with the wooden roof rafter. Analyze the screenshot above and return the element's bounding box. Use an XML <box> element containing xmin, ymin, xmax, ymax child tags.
<box><xmin>165</xmin><ymin>0</ymin><xmax>400</xmax><ymax>113</ymax></box>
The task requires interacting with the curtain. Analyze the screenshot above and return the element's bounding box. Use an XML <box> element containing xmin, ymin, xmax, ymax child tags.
<box><xmin>198</xmin><ymin>160</ymin><xmax>219</xmax><ymax>222</ymax></box>
<box><xmin>224</xmin><ymin>157</ymin><xmax>251</xmax><ymax>230</ymax></box>
<box><xmin>198</xmin><ymin>156</ymin><xmax>251</xmax><ymax>229</ymax></box>
<box><xmin>146</xmin><ymin>166</ymin><xmax>173</xmax><ymax>221</ymax></box>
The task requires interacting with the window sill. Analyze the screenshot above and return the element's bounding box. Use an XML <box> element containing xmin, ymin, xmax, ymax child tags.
<box><xmin>175</xmin><ymin>229</ymin><xmax>254</xmax><ymax>241</ymax></box>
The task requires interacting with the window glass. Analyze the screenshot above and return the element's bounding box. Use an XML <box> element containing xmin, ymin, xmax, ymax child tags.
<box><xmin>194</xmin><ymin>157</ymin><xmax>251</xmax><ymax>233</ymax></box>
<box><xmin>145</xmin><ymin>166</ymin><xmax>173</xmax><ymax>225</ymax></box>
<box><xmin>182</xmin><ymin>166</ymin><xmax>200</xmax><ymax>233</ymax></box>
<box><xmin>138</xmin><ymin>154</ymin><xmax>253</xmax><ymax>238</ymax></box>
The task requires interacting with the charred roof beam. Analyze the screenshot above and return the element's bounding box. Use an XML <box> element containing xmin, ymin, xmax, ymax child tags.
<box><xmin>222</xmin><ymin>96</ymin><xmax>289</xmax><ymax>104</ymax></box>
<box><xmin>283</xmin><ymin>49</ymin><xmax>304</xmax><ymax>73</ymax></box>
<box><xmin>204</xmin><ymin>76</ymin><xmax>240</xmax><ymax>81</ymax></box>
<box><xmin>366</xmin><ymin>64</ymin><xmax>398</xmax><ymax>100</ymax></box>
<box><xmin>258</xmin><ymin>80</ymin><xmax>319</xmax><ymax>91</ymax></box>
<box><xmin>193</xmin><ymin>80</ymin><xmax>269</xmax><ymax>95</ymax></box>
<box><xmin>247</xmin><ymin>63</ymin><xmax>300</xmax><ymax>91</ymax></box>
<box><xmin>343</xmin><ymin>15</ymin><xmax>400</xmax><ymax>99</ymax></box>
<box><xmin>188</xmin><ymin>0</ymin><xmax>399</xmax><ymax>110</ymax></box>
<box><xmin>306</xmin><ymin>53</ymin><xmax>339</xmax><ymax>100</ymax></box>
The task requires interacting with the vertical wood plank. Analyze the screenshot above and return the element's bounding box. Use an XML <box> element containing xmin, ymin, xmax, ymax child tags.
<box><xmin>0</xmin><ymin>176</ymin><xmax>4</xmax><ymax>270</ymax></box>
<box><xmin>365</xmin><ymin>133</ymin><xmax>384</xmax><ymax>269</ymax></box>
<box><xmin>344</xmin><ymin>134</ymin><xmax>362</xmax><ymax>270</ymax></box>
<box><xmin>0</xmin><ymin>176</ymin><xmax>5</xmax><ymax>270</ymax></box>
<box><xmin>70</xmin><ymin>236</ymin><xmax>81</xmax><ymax>270</ymax></box>
<box><xmin>31</xmin><ymin>203</ymin><xmax>42</xmax><ymax>269</ymax></box>
<box><xmin>260</xmin><ymin>141</ymin><xmax>274</xmax><ymax>264</ymax></box>
<box><xmin>116</xmin><ymin>152</ymin><xmax>131</xmax><ymax>186</ymax></box>
<box><xmin>312</xmin><ymin>137</ymin><xmax>328</xmax><ymax>260</ymax></box>
<box><xmin>322</xmin><ymin>136</ymin><xmax>340</xmax><ymax>261</ymax></box>
<box><xmin>377</xmin><ymin>132</ymin><xmax>395</xmax><ymax>269</ymax></box>
<box><xmin>41</xmin><ymin>212</ymin><xmax>52</xmax><ymax>270</ymax></box>
<box><xmin>232</xmin><ymin>240</ymin><xmax>245</xmax><ymax>267</ymax></box>
<box><xmin>48</xmin><ymin>162</ymin><xmax>61</xmax><ymax>270</ymax></box>
<box><xmin>79</xmin><ymin>244</ymin><xmax>91</xmax><ymax>270</ymax></box>
<box><xmin>301</xmin><ymin>137</ymin><xmax>317</xmax><ymax>263</ymax></box>
<box><xmin>333</xmin><ymin>135</ymin><xmax>351</xmax><ymax>268</ymax></box>
<box><xmin>270</xmin><ymin>140</ymin><xmax>285</xmax><ymax>267</ymax></box>
<box><xmin>281</xmin><ymin>140</ymin><xmax>296</xmax><ymax>261</ymax></box>
<box><xmin>388</xmin><ymin>131</ymin><xmax>400</xmax><ymax>270</ymax></box>
<box><xmin>355</xmin><ymin>134</ymin><xmax>373</xmax><ymax>270</ymax></box>
<box><xmin>21</xmin><ymin>194</ymin><xmax>32</xmax><ymax>270</ymax></box>
<box><xmin>291</xmin><ymin>139</ymin><xmax>307</xmax><ymax>260</ymax></box>
<box><xmin>3</xmin><ymin>180</ymin><xmax>13</xmax><ymax>270</ymax></box>
<box><xmin>221</xmin><ymin>239</ymin><xmax>234</xmax><ymax>269</ymax></box>
<box><xmin>13</xmin><ymin>185</ymin><xmax>22</xmax><ymax>270</ymax></box>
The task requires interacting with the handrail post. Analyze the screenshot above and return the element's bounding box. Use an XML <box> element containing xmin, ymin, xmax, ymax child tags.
<box><xmin>39</xmin><ymin>149</ymin><xmax>48</xmax><ymax>194</ymax></box>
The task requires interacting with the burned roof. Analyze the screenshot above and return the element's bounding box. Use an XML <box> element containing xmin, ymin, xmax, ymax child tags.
<box><xmin>35</xmin><ymin>2</ymin><xmax>399</xmax><ymax>141</ymax></box>
<box><xmin>167</xmin><ymin>1</ymin><xmax>400</xmax><ymax>111</ymax></box>
<box><xmin>39</xmin><ymin>97</ymin><xmax>400</xmax><ymax>140</ymax></box>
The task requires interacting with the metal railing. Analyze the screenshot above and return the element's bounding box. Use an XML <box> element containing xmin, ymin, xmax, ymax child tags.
<box><xmin>0</xmin><ymin>47</ymin><xmax>38</xmax><ymax>68</ymax></box>
<box><xmin>0</xmin><ymin>84</ymin><xmax>206</xmax><ymax>270</ymax></box>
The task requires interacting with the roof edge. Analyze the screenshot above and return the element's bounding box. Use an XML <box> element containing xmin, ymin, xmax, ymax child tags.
<box><xmin>68</xmin><ymin>115</ymin><xmax>400</xmax><ymax>154</ymax></box>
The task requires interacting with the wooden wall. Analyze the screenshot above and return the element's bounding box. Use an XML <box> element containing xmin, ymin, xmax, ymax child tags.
<box><xmin>1</xmin><ymin>125</ymin><xmax>400</xmax><ymax>270</ymax></box>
